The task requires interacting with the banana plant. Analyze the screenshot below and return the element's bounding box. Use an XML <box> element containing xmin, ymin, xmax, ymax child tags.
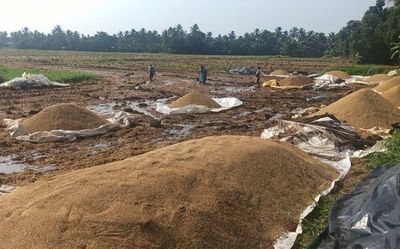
<box><xmin>391</xmin><ymin>36</ymin><xmax>400</xmax><ymax>63</ymax></box>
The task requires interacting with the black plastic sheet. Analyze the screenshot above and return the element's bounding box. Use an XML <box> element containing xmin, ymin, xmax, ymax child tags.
<box><xmin>310</xmin><ymin>165</ymin><xmax>400</xmax><ymax>249</ymax></box>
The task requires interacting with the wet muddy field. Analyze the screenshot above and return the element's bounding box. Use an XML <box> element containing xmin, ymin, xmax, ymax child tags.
<box><xmin>0</xmin><ymin>51</ymin><xmax>358</xmax><ymax>186</ymax></box>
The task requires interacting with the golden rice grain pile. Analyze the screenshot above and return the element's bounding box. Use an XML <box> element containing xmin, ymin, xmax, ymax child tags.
<box><xmin>168</xmin><ymin>93</ymin><xmax>221</xmax><ymax>108</ymax></box>
<box><xmin>325</xmin><ymin>70</ymin><xmax>351</xmax><ymax>80</ymax></box>
<box><xmin>382</xmin><ymin>85</ymin><xmax>400</xmax><ymax>107</ymax></box>
<box><xmin>22</xmin><ymin>103</ymin><xmax>108</xmax><ymax>133</ymax></box>
<box><xmin>314</xmin><ymin>89</ymin><xmax>400</xmax><ymax>129</ymax></box>
<box><xmin>269</xmin><ymin>69</ymin><xmax>290</xmax><ymax>76</ymax></box>
<box><xmin>364</xmin><ymin>74</ymin><xmax>392</xmax><ymax>84</ymax></box>
<box><xmin>373</xmin><ymin>77</ymin><xmax>400</xmax><ymax>92</ymax></box>
<box><xmin>0</xmin><ymin>136</ymin><xmax>338</xmax><ymax>249</ymax></box>
<box><xmin>279</xmin><ymin>76</ymin><xmax>313</xmax><ymax>87</ymax></box>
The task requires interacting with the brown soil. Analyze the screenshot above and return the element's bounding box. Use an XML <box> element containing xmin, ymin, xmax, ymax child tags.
<box><xmin>314</xmin><ymin>89</ymin><xmax>400</xmax><ymax>129</ymax></box>
<box><xmin>373</xmin><ymin>77</ymin><xmax>400</xmax><ymax>92</ymax></box>
<box><xmin>22</xmin><ymin>103</ymin><xmax>108</xmax><ymax>133</ymax></box>
<box><xmin>270</xmin><ymin>69</ymin><xmax>290</xmax><ymax>76</ymax></box>
<box><xmin>383</xmin><ymin>85</ymin><xmax>400</xmax><ymax>107</ymax></box>
<box><xmin>279</xmin><ymin>76</ymin><xmax>313</xmax><ymax>87</ymax></box>
<box><xmin>364</xmin><ymin>74</ymin><xmax>392</xmax><ymax>84</ymax></box>
<box><xmin>325</xmin><ymin>71</ymin><xmax>351</xmax><ymax>80</ymax></box>
<box><xmin>168</xmin><ymin>93</ymin><xmax>221</xmax><ymax>108</ymax></box>
<box><xmin>0</xmin><ymin>136</ymin><xmax>338</xmax><ymax>249</ymax></box>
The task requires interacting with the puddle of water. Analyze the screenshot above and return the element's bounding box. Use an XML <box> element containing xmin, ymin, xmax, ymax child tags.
<box><xmin>129</xmin><ymin>102</ymin><xmax>157</xmax><ymax>118</ymax></box>
<box><xmin>306</xmin><ymin>96</ymin><xmax>323</xmax><ymax>102</ymax></box>
<box><xmin>216</xmin><ymin>86</ymin><xmax>256</xmax><ymax>94</ymax></box>
<box><xmin>0</xmin><ymin>155</ymin><xmax>55</xmax><ymax>174</ymax></box>
<box><xmin>255</xmin><ymin>107</ymin><xmax>273</xmax><ymax>113</ymax></box>
<box><xmin>233</xmin><ymin>111</ymin><xmax>252</xmax><ymax>119</ymax></box>
<box><xmin>233</xmin><ymin>107</ymin><xmax>272</xmax><ymax>119</ymax></box>
<box><xmin>167</xmin><ymin>124</ymin><xmax>196</xmax><ymax>139</ymax></box>
<box><xmin>268</xmin><ymin>113</ymin><xmax>284</xmax><ymax>122</ymax></box>
<box><xmin>0</xmin><ymin>185</ymin><xmax>15</xmax><ymax>196</ymax></box>
<box><xmin>89</xmin><ymin>143</ymin><xmax>111</xmax><ymax>155</ymax></box>
<box><xmin>151</xmin><ymin>124</ymin><xmax>196</xmax><ymax>144</ymax></box>
<box><xmin>93</xmin><ymin>143</ymin><xmax>110</xmax><ymax>149</ymax></box>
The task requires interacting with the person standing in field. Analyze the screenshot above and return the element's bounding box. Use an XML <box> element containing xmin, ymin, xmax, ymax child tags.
<box><xmin>255</xmin><ymin>66</ymin><xmax>262</xmax><ymax>84</ymax></box>
<box><xmin>148</xmin><ymin>64</ymin><xmax>156</xmax><ymax>82</ymax></box>
<box><xmin>198</xmin><ymin>66</ymin><xmax>208</xmax><ymax>84</ymax></box>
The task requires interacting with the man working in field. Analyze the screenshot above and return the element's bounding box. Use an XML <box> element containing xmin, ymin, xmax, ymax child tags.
<box><xmin>255</xmin><ymin>66</ymin><xmax>262</xmax><ymax>84</ymax></box>
<box><xmin>198</xmin><ymin>66</ymin><xmax>208</xmax><ymax>84</ymax></box>
<box><xmin>148</xmin><ymin>64</ymin><xmax>156</xmax><ymax>82</ymax></box>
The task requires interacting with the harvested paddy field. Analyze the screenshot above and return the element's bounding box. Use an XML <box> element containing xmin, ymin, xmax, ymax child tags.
<box><xmin>0</xmin><ymin>50</ymin><xmax>376</xmax><ymax>249</ymax></box>
<box><xmin>0</xmin><ymin>50</ymin><xmax>357</xmax><ymax>186</ymax></box>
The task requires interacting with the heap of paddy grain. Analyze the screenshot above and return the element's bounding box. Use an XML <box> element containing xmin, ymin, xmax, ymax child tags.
<box><xmin>22</xmin><ymin>103</ymin><xmax>108</xmax><ymax>133</ymax></box>
<box><xmin>279</xmin><ymin>76</ymin><xmax>313</xmax><ymax>87</ymax></box>
<box><xmin>325</xmin><ymin>70</ymin><xmax>351</xmax><ymax>80</ymax></box>
<box><xmin>168</xmin><ymin>93</ymin><xmax>221</xmax><ymax>108</ymax></box>
<box><xmin>383</xmin><ymin>85</ymin><xmax>400</xmax><ymax>107</ymax></box>
<box><xmin>269</xmin><ymin>69</ymin><xmax>290</xmax><ymax>76</ymax></box>
<box><xmin>314</xmin><ymin>89</ymin><xmax>400</xmax><ymax>129</ymax></box>
<box><xmin>0</xmin><ymin>136</ymin><xmax>337</xmax><ymax>249</ymax></box>
<box><xmin>373</xmin><ymin>77</ymin><xmax>400</xmax><ymax>92</ymax></box>
<box><xmin>364</xmin><ymin>74</ymin><xmax>392</xmax><ymax>84</ymax></box>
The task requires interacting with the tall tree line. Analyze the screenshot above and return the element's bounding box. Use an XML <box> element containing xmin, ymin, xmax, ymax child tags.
<box><xmin>0</xmin><ymin>24</ymin><xmax>328</xmax><ymax>57</ymax></box>
<box><xmin>0</xmin><ymin>0</ymin><xmax>398</xmax><ymax>64</ymax></box>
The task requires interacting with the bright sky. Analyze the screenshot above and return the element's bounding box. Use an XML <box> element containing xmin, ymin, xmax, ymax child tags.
<box><xmin>0</xmin><ymin>0</ymin><xmax>377</xmax><ymax>35</ymax></box>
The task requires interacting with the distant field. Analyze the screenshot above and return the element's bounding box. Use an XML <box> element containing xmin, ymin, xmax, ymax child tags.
<box><xmin>0</xmin><ymin>65</ymin><xmax>99</xmax><ymax>83</ymax></box>
<box><xmin>0</xmin><ymin>48</ymin><xmax>353</xmax><ymax>74</ymax></box>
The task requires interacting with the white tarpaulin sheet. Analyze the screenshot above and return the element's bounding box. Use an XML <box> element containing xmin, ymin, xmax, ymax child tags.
<box><xmin>263</xmin><ymin>117</ymin><xmax>385</xmax><ymax>249</ymax></box>
<box><xmin>261</xmin><ymin>117</ymin><xmax>366</xmax><ymax>159</ymax></box>
<box><xmin>4</xmin><ymin>110</ymin><xmax>134</xmax><ymax>143</ymax></box>
<box><xmin>0</xmin><ymin>73</ymin><xmax>70</xmax><ymax>89</ymax></box>
<box><xmin>388</xmin><ymin>69</ymin><xmax>399</xmax><ymax>77</ymax></box>
<box><xmin>156</xmin><ymin>97</ymin><xmax>243</xmax><ymax>115</ymax></box>
<box><xmin>312</xmin><ymin>74</ymin><xmax>347</xmax><ymax>90</ymax></box>
<box><xmin>345</xmin><ymin>75</ymin><xmax>368</xmax><ymax>84</ymax></box>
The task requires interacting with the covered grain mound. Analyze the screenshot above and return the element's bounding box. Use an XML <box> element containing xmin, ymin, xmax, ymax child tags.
<box><xmin>279</xmin><ymin>76</ymin><xmax>313</xmax><ymax>87</ymax></box>
<box><xmin>270</xmin><ymin>69</ymin><xmax>290</xmax><ymax>76</ymax></box>
<box><xmin>168</xmin><ymin>93</ymin><xmax>221</xmax><ymax>108</ymax></box>
<box><xmin>22</xmin><ymin>103</ymin><xmax>108</xmax><ymax>133</ymax></box>
<box><xmin>314</xmin><ymin>89</ymin><xmax>400</xmax><ymax>129</ymax></box>
<box><xmin>364</xmin><ymin>74</ymin><xmax>392</xmax><ymax>84</ymax></box>
<box><xmin>0</xmin><ymin>136</ymin><xmax>338</xmax><ymax>249</ymax></box>
<box><xmin>383</xmin><ymin>85</ymin><xmax>400</xmax><ymax>107</ymax></box>
<box><xmin>326</xmin><ymin>70</ymin><xmax>351</xmax><ymax>80</ymax></box>
<box><xmin>373</xmin><ymin>77</ymin><xmax>400</xmax><ymax>92</ymax></box>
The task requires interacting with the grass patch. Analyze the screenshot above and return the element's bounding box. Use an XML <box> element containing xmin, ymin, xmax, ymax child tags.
<box><xmin>326</xmin><ymin>65</ymin><xmax>395</xmax><ymax>76</ymax></box>
<box><xmin>292</xmin><ymin>195</ymin><xmax>338</xmax><ymax>249</ymax></box>
<box><xmin>368</xmin><ymin>130</ymin><xmax>400</xmax><ymax>168</ymax></box>
<box><xmin>0</xmin><ymin>65</ymin><xmax>99</xmax><ymax>83</ymax></box>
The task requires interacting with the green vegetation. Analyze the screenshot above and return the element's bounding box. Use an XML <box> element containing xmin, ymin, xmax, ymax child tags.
<box><xmin>0</xmin><ymin>65</ymin><xmax>98</xmax><ymax>83</ymax></box>
<box><xmin>326</xmin><ymin>65</ymin><xmax>395</xmax><ymax>76</ymax></box>
<box><xmin>328</xmin><ymin>0</ymin><xmax>400</xmax><ymax>64</ymax></box>
<box><xmin>293</xmin><ymin>194</ymin><xmax>338</xmax><ymax>249</ymax></box>
<box><xmin>368</xmin><ymin>130</ymin><xmax>400</xmax><ymax>167</ymax></box>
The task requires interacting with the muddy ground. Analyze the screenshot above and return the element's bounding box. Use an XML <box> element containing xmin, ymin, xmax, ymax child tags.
<box><xmin>0</xmin><ymin>51</ymin><xmax>366</xmax><ymax>187</ymax></box>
